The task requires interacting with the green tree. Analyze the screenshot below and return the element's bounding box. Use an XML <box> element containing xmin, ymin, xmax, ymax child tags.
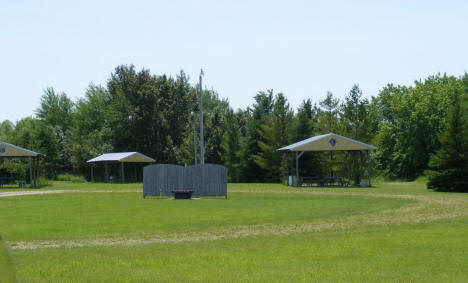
<box><xmin>0</xmin><ymin>120</ymin><xmax>14</xmax><ymax>141</ymax></box>
<box><xmin>426</xmin><ymin>80</ymin><xmax>468</xmax><ymax>191</ymax></box>
<box><xmin>70</xmin><ymin>84</ymin><xmax>113</xmax><ymax>174</ymax></box>
<box><xmin>318</xmin><ymin>91</ymin><xmax>340</xmax><ymax>133</ymax></box>
<box><xmin>238</xmin><ymin>90</ymin><xmax>274</xmax><ymax>182</ymax></box>
<box><xmin>292</xmin><ymin>99</ymin><xmax>324</xmax><ymax>177</ymax></box>
<box><xmin>221</xmin><ymin>109</ymin><xmax>242</xmax><ymax>181</ymax></box>
<box><xmin>373</xmin><ymin>76</ymin><xmax>454</xmax><ymax>179</ymax></box>
<box><xmin>36</xmin><ymin>87</ymin><xmax>74</xmax><ymax>131</ymax></box>
<box><xmin>340</xmin><ymin>85</ymin><xmax>373</xmax><ymax>183</ymax></box>
<box><xmin>35</xmin><ymin>87</ymin><xmax>75</xmax><ymax>174</ymax></box>
<box><xmin>106</xmin><ymin>65</ymin><xmax>195</xmax><ymax>163</ymax></box>
<box><xmin>254</xmin><ymin>93</ymin><xmax>294</xmax><ymax>182</ymax></box>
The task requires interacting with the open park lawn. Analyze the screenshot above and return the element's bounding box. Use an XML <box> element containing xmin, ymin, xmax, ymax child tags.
<box><xmin>0</xmin><ymin>181</ymin><xmax>467</xmax><ymax>282</ymax></box>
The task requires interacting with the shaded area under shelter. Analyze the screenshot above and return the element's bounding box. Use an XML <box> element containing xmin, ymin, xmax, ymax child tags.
<box><xmin>87</xmin><ymin>152</ymin><xmax>155</xmax><ymax>183</ymax></box>
<box><xmin>278</xmin><ymin>133</ymin><xmax>376</xmax><ymax>187</ymax></box>
<box><xmin>0</xmin><ymin>141</ymin><xmax>42</xmax><ymax>188</ymax></box>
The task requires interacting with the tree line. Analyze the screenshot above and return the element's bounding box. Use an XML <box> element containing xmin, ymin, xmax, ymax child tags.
<box><xmin>1</xmin><ymin>65</ymin><xmax>467</xmax><ymax>191</ymax></box>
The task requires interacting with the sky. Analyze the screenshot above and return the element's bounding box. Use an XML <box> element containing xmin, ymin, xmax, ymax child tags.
<box><xmin>1</xmin><ymin>0</ymin><xmax>468</xmax><ymax>122</ymax></box>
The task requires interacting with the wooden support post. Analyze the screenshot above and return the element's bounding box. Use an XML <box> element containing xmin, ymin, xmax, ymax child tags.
<box><xmin>121</xmin><ymin>162</ymin><xmax>125</xmax><ymax>183</ymax></box>
<box><xmin>34</xmin><ymin>159</ymin><xmax>37</xmax><ymax>187</ymax></box>
<box><xmin>360</xmin><ymin>151</ymin><xmax>364</xmax><ymax>185</ymax></box>
<box><xmin>295</xmin><ymin>152</ymin><xmax>299</xmax><ymax>186</ymax></box>
<box><xmin>347</xmin><ymin>151</ymin><xmax>351</xmax><ymax>185</ymax></box>
<box><xmin>353</xmin><ymin>151</ymin><xmax>357</xmax><ymax>185</ymax></box>
<box><xmin>105</xmin><ymin>162</ymin><xmax>109</xmax><ymax>183</ymax></box>
<box><xmin>295</xmin><ymin>151</ymin><xmax>304</xmax><ymax>187</ymax></box>
<box><xmin>134</xmin><ymin>165</ymin><xmax>137</xmax><ymax>182</ymax></box>
<box><xmin>37</xmin><ymin>160</ymin><xmax>40</xmax><ymax>187</ymax></box>
<box><xmin>28</xmin><ymin>157</ymin><xmax>33</xmax><ymax>188</ymax></box>
<box><xmin>367</xmin><ymin>150</ymin><xmax>371</xmax><ymax>186</ymax></box>
<box><xmin>91</xmin><ymin>164</ymin><xmax>94</xmax><ymax>182</ymax></box>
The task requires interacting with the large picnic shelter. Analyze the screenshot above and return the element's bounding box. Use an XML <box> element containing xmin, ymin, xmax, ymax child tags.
<box><xmin>278</xmin><ymin>133</ymin><xmax>376</xmax><ymax>187</ymax></box>
<box><xmin>87</xmin><ymin>152</ymin><xmax>155</xmax><ymax>182</ymax></box>
<box><xmin>0</xmin><ymin>142</ymin><xmax>42</xmax><ymax>188</ymax></box>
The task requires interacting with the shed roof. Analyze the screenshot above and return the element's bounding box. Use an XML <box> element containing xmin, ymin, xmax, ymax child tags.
<box><xmin>278</xmin><ymin>133</ymin><xmax>376</xmax><ymax>152</ymax></box>
<box><xmin>0</xmin><ymin>142</ymin><xmax>41</xmax><ymax>157</ymax></box>
<box><xmin>87</xmin><ymin>152</ymin><xmax>155</xmax><ymax>163</ymax></box>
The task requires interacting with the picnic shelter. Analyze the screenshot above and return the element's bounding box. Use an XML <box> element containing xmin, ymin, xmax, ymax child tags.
<box><xmin>87</xmin><ymin>152</ymin><xmax>155</xmax><ymax>182</ymax></box>
<box><xmin>278</xmin><ymin>133</ymin><xmax>376</xmax><ymax>187</ymax></box>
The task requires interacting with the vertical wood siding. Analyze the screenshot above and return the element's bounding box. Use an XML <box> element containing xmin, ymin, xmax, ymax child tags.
<box><xmin>143</xmin><ymin>164</ymin><xmax>227</xmax><ymax>198</ymax></box>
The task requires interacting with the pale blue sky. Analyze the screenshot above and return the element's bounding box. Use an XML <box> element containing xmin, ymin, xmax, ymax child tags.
<box><xmin>1</xmin><ymin>0</ymin><xmax>467</xmax><ymax>122</ymax></box>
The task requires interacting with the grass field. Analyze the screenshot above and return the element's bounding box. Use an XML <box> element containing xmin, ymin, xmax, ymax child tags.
<box><xmin>0</xmin><ymin>181</ymin><xmax>467</xmax><ymax>282</ymax></box>
<box><xmin>0</xmin><ymin>237</ymin><xmax>15</xmax><ymax>283</ymax></box>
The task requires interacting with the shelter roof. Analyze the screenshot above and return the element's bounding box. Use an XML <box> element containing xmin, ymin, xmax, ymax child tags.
<box><xmin>87</xmin><ymin>152</ymin><xmax>155</xmax><ymax>163</ymax></box>
<box><xmin>0</xmin><ymin>141</ymin><xmax>41</xmax><ymax>157</ymax></box>
<box><xmin>278</xmin><ymin>133</ymin><xmax>376</xmax><ymax>152</ymax></box>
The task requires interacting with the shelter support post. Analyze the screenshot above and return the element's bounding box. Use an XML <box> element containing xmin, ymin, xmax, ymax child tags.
<box><xmin>121</xmin><ymin>162</ymin><xmax>125</xmax><ymax>183</ymax></box>
<box><xmin>367</xmin><ymin>150</ymin><xmax>371</xmax><ymax>186</ymax></box>
<box><xmin>353</xmin><ymin>151</ymin><xmax>357</xmax><ymax>185</ymax></box>
<box><xmin>295</xmin><ymin>151</ymin><xmax>304</xmax><ymax>187</ymax></box>
<box><xmin>347</xmin><ymin>151</ymin><xmax>351</xmax><ymax>184</ymax></box>
<box><xmin>28</xmin><ymin>157</ymin><xmax>33</xmax><ymax>188</ymax></box>
<box><xmin>91</xmin><ymin>164</ymin><xmax>94</xmax><ymax>182</ymax></box>
<box><xmin>360</xmin><ymin>151</ymin><xmax>364</xmax><ymax>185</ymax></box>
<box><xmin>295</xmin><ymin>152</ymin><xmax>298</xmax><ymax>181</ymax></box>
<box><xmin>105</xmin><ymin>162</ymin><xmax>109</xmax><ymax>183</ymax></box>
<box><xmin>34</xmin><ymin>159</ymin><xmax>38</xmax><ymax>187</ymax></box>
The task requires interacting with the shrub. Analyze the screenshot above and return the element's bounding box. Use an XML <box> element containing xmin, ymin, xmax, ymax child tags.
<box><xmin>56</xmin><ymin>174</ymin><xmax>86</xmax><ymax>183</ymax></box>
<box><xmin>38</xmin><ymin>177</ymin><xmax>54</xmax><ymax>187</ymax></box>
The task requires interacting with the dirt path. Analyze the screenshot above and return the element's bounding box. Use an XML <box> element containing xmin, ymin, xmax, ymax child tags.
<box><xmin>6</xmin><ymin>190</ymin><xmax>468</xmax><ymax>251</ymax></box>
<box><xmin>0</xmin><ymin>189</ymin><xmax>141</xmax><ymax>198</ymax></box>
<box><xmin>0</xmin><ymin>190</ymin><xmax>78</xmax><ymax>198</ymax></box>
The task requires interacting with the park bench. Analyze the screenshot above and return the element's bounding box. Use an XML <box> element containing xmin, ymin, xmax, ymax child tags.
<box><xmin>301</xmin><ymin>177</ymin><xmax>325</xmax><ymax>187</ymax></box>
<box><xmin>171</xmin><ymin>190</ymin><xmax>194</xmax><ymax>199</ymax></box>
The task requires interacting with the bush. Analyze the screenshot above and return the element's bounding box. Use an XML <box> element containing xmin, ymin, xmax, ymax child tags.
<box><xmin>38</xmin><ymin>177</ymin><xmax>54</xmax><ymax>187</ymax></box>
<box><xmin>56</xmin><ymin>174</ymin><xmax>87</xmax><ymax>183</ymax></box>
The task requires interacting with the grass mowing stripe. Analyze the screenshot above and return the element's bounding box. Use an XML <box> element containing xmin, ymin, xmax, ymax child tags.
<box><xmin>0</xmin><ymin>192</ymin><xmax>410</xmax><ymax>242</ymax></box>
<box><xmin>0</xmin><ymin>237</ymin><xmax>15</xmax><ymax>283</ymax></box>
<box><xmin>6</xmin><ymin>191</ymin><xmax>468</xmax><ymax>250</ymax></box>
<box><xmin>2</xmin><ymin>181</ymin><xmax>468</xmax><ymax>282</ymax></box>
<box><xmin>10</xmin><ymin>221</ymin><xmax>468</xmax><ymax>282</ymax></box>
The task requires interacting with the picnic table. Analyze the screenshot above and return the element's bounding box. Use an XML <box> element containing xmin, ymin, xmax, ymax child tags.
<box><xmin>0</xmin><ymin>177</ymin><xmax>20</xmax><ymax>188</ymax></box>
<box><xmin>300</xmin><ymin>176</ymin><xmax>349</xmax><ymax>187</ymax></box>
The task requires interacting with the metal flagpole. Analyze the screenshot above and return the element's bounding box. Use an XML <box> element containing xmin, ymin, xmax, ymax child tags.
<box><xmin>199</xmin><ymin>69</ymin><xmax>205</xmax><ymax>165</ymax></box>
<box><xmin>192</xmin><ymin>111</ymin><xmax>198</xmax><ymax>165</ymax></box>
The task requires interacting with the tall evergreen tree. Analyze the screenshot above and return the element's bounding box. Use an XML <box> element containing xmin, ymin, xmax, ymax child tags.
<box><xmin>293</xmin><ymin>99</ymin><xmax>323</xmax><ymax>177</ymax></box>
<box><xmin>426</xmin><ymin>80</ymin><xmax>468</xmax><ymax>191</ymax></box>
<box><xmin>238</xmin><ymin>90</ymin><xmax>273</xmax><ymax>182</ymax></box>
<box><xmin>221</xmin><ymin>109</ymin><xmax>242</xmax><ymax>182</ymax></box>
<box><xmin>255</xmin><ymin>93</ymin><xmax>294</xmax><ymax>182</ymax></box>
<box><xmin>340</xmin><ymin>85</ymin><xmax>373</xmax><ymax>183</ymax></box>
<box><xmin>35</xmin><ymin>87</ymin><xmax>75</xmax><ymax>173</ymax></box>
<box><xmin>318</xmin><ymin>91</ymin><xmax>339</xmax><ymax>133</ymax></box>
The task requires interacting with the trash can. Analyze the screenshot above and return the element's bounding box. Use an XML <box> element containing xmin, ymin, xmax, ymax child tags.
<box><xmin>360</xmin><ymin>179</ymin><xmax>369</xmax><ymax>187</ymax></box>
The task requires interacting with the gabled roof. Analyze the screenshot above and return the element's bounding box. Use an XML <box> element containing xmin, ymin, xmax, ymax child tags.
<box><xmin>278</xmin><ymin>133</ymin><xmax>376</xmax><ymax>152</ymax></box>
<box><xmin>0</xmin><ymin>142</ymin><xmax>41</xmax><ymax>157</ymax></box>
<box><xmin>87</xmin><ymin>152</ymin><xmax>155</xmax><ymax>163</ymax></box>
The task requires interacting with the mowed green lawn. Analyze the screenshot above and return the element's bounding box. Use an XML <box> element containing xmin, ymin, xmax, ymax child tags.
<box><xmin>0</xmin><ymin>181</ymin><xmax>467</xmax><ymax>282</ymax></box>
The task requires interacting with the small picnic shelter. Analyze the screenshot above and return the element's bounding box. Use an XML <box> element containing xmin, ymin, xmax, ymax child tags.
<box><xmin>278</xmin><ymin>133</ymin><xmax>376</xmax><ymax>187</ymax></box>
<box><xmin>87</xmin><ymin>152</ymin><xmax>155</xmax><ymax>183</ymax></box>
<box><xmin>0</xmin><ymin>142</ymin><xmax>42</xmax><ymax>188</ymax></box>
